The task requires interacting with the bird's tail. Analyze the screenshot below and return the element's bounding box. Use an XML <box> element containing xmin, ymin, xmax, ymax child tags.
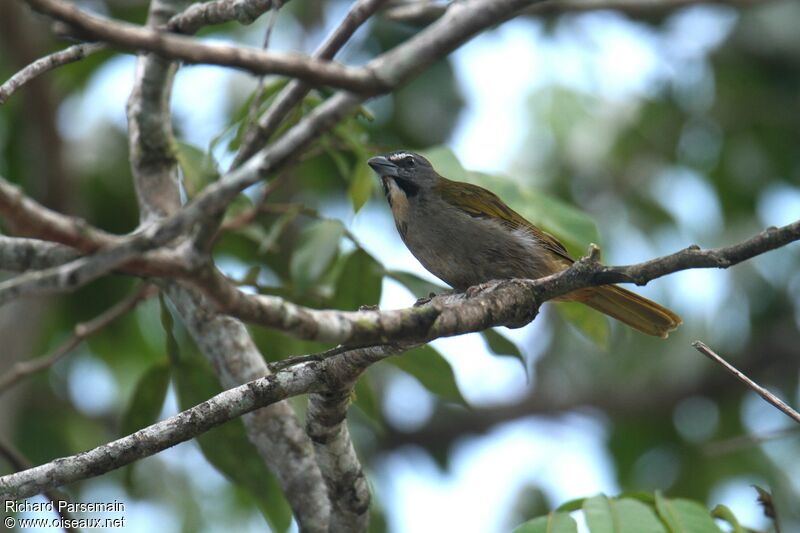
<box><xmin>572</xmin><ymin>285</ymin><xmax>682</xmax><ymax>338</ymax></box>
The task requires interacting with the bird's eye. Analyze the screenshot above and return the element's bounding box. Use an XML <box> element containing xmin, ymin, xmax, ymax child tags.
<box><xmin>397</xmin><ymin>155</ymin><xmax>415</xmax><ymax>169</ymax></box>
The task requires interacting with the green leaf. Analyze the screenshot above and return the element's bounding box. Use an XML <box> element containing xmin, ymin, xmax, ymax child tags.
<box><xmin>332</xmin><ymin>249</ymin><xmax>383</xmax><ymax>310</ymax></box>
<box><xmin>582</xmin><ymin>495</ymin><xmax>668</xmax><ymax>533</ymax></box>
<box><xmin>555</xmin><ymin>497</ymin><xmax>586</xmax><ymax>513</ymax></box>
<box><xmin>584</xmin><ymin>495</ymin><xmax>616</xmax><ymax>533</ymax></box>
<box><xmin>349</xmin><ymin>159</ymin><xmax>375</xmax><ymax>212</ymax></box>
<box><xmin>386</xmin><ymin>270</ymin><xmax>447</xmax><ymax>298</ymax></box>
<box><xmin>174</xmin><ymin>141</ymin><xmax>219</xmax><ymax>198</ymax></box>
<box><xmin>655</xmin><ymin>493</ymin><xmax>723</xmax><ymax>533</ymax></box>
<box><xmin>711</xmin><ymin>505</ymin><xmax>746</xmax><ymax>533</ymax></box>
<box><xmin>512</xmin><ymin>512</ymin><xmax>578</xmax><ymax>533</ymax></box>
<box><xmin>421</xmin><ymin>146</ymin><xmax>599</xmax><ymax>257</ymax></box>
<box><xmin>289</xmin><ymin>219</ymin><xmax>346</xmax><ymax>292</ymax></box>
<box><xmin>388</xmin><ymin>345</ymin><xmax>465</xmax><ymax>405</ymax></box>
<box><xmin>557</xmin><ymin>301</ymin><xmax>610</xmax><ymax>349</ymax></box>
<box><xmin>120</xmin><ymin>361</ymin><xmax>170</xmax><ymax>435</ymax></box>
<box><xmin>613</xmin><ymin>498</ymin><xmax>667</xmax><ymax>533</ymax></box>
<box><xmin>481</xmin><ymin>328</ymin><xmax>526</xmax><ymax>370</ymax></box>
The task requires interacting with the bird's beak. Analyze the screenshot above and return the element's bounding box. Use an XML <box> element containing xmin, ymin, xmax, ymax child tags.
<box><xmin>367</xmin><ymin>156</ymin><xmax>399</xmax><ymax>178</ymax></box>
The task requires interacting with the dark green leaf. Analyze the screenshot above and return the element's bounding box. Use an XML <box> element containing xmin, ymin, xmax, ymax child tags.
<box><xmin>120</xmin><ymin>361</ymin><xmax>170</xmax><ymax>435</ymax></box>
<box><xmin>481</xmin><ymin>328</ymin><xmax>525</xmax><ymax>369</ymax></box>
<box><xmin>711</xmin><ymin>504</ymin><xmax>746</xmax><ymax>533</ymax></box>
<box><xmin>555</xmin><ymin>497</ymin><xmax>586</xmax><ymax>513</ymax></box>
<box><xmin>332</xmin><ymin>249</ymin><xmax>383</xmax><ymax>310</ymax></box>
<box><xmin>388</xmin><ymin>345</ymin><xmax>465</xmax><ymax>405</ymax></box>
<box><xmin>289</xmin><ymin>219</ymin><xmax>346</xmax><ymax>292</ymax></box>
<box><xmin>512</xmin><ymin>512</ymin><xmax>578</xmax><ymax>533</ymax></box>
<box><xmin>349</xmin><ymin>159</ymin><xmax>375</xmax><ymax>212</ymax></box>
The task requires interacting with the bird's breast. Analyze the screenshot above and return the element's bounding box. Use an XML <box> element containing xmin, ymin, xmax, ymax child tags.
<box><xmin>396</xmin><ymin>198</ymin><xmax>563</xmax><ymax>290</ymax></box>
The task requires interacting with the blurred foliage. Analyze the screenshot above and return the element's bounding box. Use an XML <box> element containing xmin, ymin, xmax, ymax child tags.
<box><xmin>513</xmin><ymin>492</ymin><xmax>744</xmax><ymax>533</ymax></box>
<box><xmin>1</xmin><ymin>0</ymin><xmax>799</xmax><ymax>532</ymax></box>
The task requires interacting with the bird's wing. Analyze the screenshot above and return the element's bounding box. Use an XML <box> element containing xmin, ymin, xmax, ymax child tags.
<box><xmin>437</xmin><ymin>178</ymin><xmax>574</xmax><ymax>264</ymax></box>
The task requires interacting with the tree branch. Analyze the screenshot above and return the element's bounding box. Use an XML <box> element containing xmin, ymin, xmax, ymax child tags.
<box><xmin>0</xmin><ymin>224</ymin><xmax>173</xmax><ymax>306</ymax></box>
<box><xmin>192</xmin><ymin>221</ymin><xmax>800</xmax><ymax>344</ymax></box>
<box><xmin>0</xmin><ymin>360</ymin><xmax>322</xmax><ymax>500</ymax></box>
<box><xmin>304</xmin><ymin>345</ymin><xmax>401</xmax><ymax>533</ymax></box>
<box><xmin>0</xmin><ymin>236</ymin><xmax>80</xmax><ymax>271</ymax></box>
<box><xmin>0</xmin><ymin>42</ymin><xmax>105</xmax><ymax>105</ymax></box>
<box><xmin>23</xmin><ymin>0</ymin><xmax>377</xmax><ymax>92</ymax></box>
<box><xmin>384</xmin><ymin>0</ymin><xmax>764</xmax><ymax>25</ymax></box>
<box><xmin>0</xmin><ymin>437</ymin><xmax>77</xmax><ymax>532</ymax></box>
<box><xmin>167</xmin><ymin>0</ymin><xmax>281</xmax><ymax>35</ymax></box>
<box><xmin>0</xmin><ymin>342</ymin><xmax>405</xmax><ymax>501</ymax></box>
<box><xmin>0</xmin><ymin>176</ymin><xmax>192</xmax><ymax>279</ymax></box>
<box><xmin>307</xmin><ymin>389</ymin><xmax>371</xmax><ymax>533</ymax></box>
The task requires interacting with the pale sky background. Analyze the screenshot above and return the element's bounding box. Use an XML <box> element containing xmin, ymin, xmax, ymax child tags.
<box><xmin>23</xmin><ymin>3</ymin><xmax>800</xmax><ymax>532</ymax></box>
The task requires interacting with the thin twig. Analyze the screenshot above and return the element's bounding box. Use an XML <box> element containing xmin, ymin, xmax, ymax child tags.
<box><xmin>703</xmin><ymin>427</ymin><xmax>800</xmax><ymax>456</ymax></box>
<box><xmin>0</xmin><ymin>284</ymin><xmax>157</xmax><ymax>395</ymax></box>
<box><xmin>241</xmin><ymin>5</ymin><xmax>281</xmax><ymax>143</ymax></box>
<box><xmin>217</xmin><ymin>172</ymin><xmax>287</xmax><ymax>232</ymax></box>
<box><xmin>0</xmin><ymin>42</ymin><xmax>106</xmax><ymax>105</ymax></box>
<box><xmin>233</xmin><ymin>0</ymin><xmax>387</xmax><ymax>167</ymax></box>
<box><xmin>692</xmin><ymin>341</ymin><xmax>800</xmax><ymax>425</ymax></box>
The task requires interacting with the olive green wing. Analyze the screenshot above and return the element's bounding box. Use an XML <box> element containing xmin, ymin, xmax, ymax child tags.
<box><xmin>436</xmin><ymin>177</ymin><xmax>574</xmax><ymax>263</ymax></box>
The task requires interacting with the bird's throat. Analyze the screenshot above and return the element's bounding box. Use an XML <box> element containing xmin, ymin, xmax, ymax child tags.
<box><xmin>382</xmin><ymin>177</ymin><xmax>411</xmax><ymax>238</ymax></box>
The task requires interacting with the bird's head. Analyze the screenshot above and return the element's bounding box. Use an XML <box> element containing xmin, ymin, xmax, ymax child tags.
<box><xmin>367</xmin><ymin>151</ymin><xmax>439</xmax><ymax>198</ymax></box>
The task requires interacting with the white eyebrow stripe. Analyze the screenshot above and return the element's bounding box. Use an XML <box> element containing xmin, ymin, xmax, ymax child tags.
<box><xmin>388</xmin><ymin>152</ymin><xmax>414</xmax><ymax>161</ymax></box>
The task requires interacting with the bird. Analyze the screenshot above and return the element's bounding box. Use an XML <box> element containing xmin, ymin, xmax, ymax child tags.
<box><xmin>367</xmin><ymin>150</ymin><xmax>682</xmax><ymax>338</ymax></box>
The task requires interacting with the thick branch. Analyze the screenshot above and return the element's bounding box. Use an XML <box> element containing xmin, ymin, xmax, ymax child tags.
<box><xmin>0</xmin><ymin>224</ymin><xmax>173</xmax><ymax>306</ymax></box>
<box><xmin>0</xmin><ymin>236</ymin><xmax>80</xmax><ymax>271</ymax></box>
<box><xmin>0</xmin><ymin>176</ymin><xmax>191</xmax><ymax>278</ymax></box>
<box><xmin>0</xmin><ymin>42</ymin><xmax>105</xmax><ymax>105</ymax></box>
<box><xmin>304</xmin><ymin>345</ymin><xmax>399</xmax><ymax>533</ymax></box>
<box><xmin>307</xmin><ymin>390</ymin><xmax>370</xmax><ymax>533</ymax></box>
